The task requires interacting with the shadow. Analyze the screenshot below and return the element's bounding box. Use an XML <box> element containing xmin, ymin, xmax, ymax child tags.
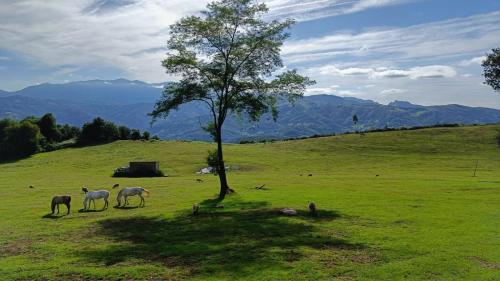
<box><xmin>77</xmin><ymin>200</ymin><xmax>361</xmax><ymax>279</ymax></box>
<box><xmin>113</xmin><ymin>205</ymin><xmax>141</xmax><ymax>210</ymax></box>
<box><xmin>42</xmin><ymin>213</ymin><xmax>68</xmax><ymax>219</ymax></box>
<box><xmin>78</xmin><ymin>208</ymin><xmax>107</xmax><ymax>213</ymax></box>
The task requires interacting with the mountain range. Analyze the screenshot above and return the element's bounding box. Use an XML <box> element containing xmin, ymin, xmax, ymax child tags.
<box><xmin>1</xmin><ymin>79</ymin><xmax>499</xmax><ymax>142</ymax></box>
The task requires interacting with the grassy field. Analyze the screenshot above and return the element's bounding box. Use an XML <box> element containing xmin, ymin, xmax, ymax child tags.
<box><xmin>0</xmin><ymin>125</ymin><xmax>499</xmax><ymax>280</ymax></box>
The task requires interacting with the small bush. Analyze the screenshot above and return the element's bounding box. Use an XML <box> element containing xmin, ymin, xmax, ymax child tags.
<box><xmin>206</xmin><ymin>149</ymin><xmax>219</xmax><ymax>175</ymax></box>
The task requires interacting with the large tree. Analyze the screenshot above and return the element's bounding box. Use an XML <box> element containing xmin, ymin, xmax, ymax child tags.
<box><xmin>151</xmin><ymin>0</ymin><xmax>314</xmax><ymax>199</ymax></box>
<box><xmin>482</xmin><ymin>48</ymin><xmax>500</xmax><ymax>93</ymax></box>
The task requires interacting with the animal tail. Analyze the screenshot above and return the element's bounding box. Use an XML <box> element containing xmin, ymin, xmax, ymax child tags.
<box><xmin>142</xmin><ymin>188</ymin><xmax>150</xmax><ymax>196</ymax></box>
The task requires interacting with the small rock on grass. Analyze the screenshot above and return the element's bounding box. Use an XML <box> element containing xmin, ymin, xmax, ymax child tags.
<box><xmin>280</xmin><ymin>208</ymin><xmax>297</xmax><ymax>216</ymax></box>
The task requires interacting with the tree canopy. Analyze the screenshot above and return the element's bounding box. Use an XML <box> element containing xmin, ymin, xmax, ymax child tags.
<box><xmin>482</xmin><ymin>48</ymin><xmax>500</xmax><ymax>93</ymax></box>
<box><xmin>151</xmin><ymin>0</ymin><xmax>314</xmax><ymax>199</ymax></box>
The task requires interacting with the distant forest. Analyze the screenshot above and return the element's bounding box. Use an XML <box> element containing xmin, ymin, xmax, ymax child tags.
<box><xmin>0</xmin><ymin>113</ymin><xmax>156</xmax><ymax>161</ymax></box>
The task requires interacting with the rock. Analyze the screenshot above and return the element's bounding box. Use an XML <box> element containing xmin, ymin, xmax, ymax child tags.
<box><xmin>280</xmin><ymin>208</ymin><xmax>297</xmax><ymax>216</ymax></box>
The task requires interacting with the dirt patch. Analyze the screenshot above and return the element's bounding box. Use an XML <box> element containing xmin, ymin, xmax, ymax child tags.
<box><xmin>470</xmin><ymin>256</ymin><xmax>500</xmax><ymax>269</ymax></box>
<box><xmin>0</xmin><ymin>239</ymin><xmax>33</xmax><ymax>257</ymax></box>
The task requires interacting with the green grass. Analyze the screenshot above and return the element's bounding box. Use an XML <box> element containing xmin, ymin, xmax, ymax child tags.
<box><xmin>0</xmin><ymin>124</ymin><xmax>499</xmax><ymax>280</ymax></box>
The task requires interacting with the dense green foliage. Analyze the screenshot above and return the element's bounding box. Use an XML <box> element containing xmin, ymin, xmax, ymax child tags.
<box><xmin>0</xmin><ymin>114</ymin><xmax>149</xmax><ymax>161</ymax></box>
<box><xmin>151</xmin><ymin>0</ymin><xmax>313</xmax><ymax>198</ymax></box>
<box><xmin>483</xmin><ymin>48</ymin><xmax>500</xmax><ymax>92</ymax></box>
<box><xmin>0</xmin><ymin>121</ymin><xmax>41</xmax><ymax>159</ymax></box>
<box><xmin>0</xmin><ymin>125</ymin><xmax>498</xmax><ymax>280</ymax></box>
<box><xmin>0</xmin><ymin>114</ymin><xmax>80</xmax><ymax>160</ymax></box>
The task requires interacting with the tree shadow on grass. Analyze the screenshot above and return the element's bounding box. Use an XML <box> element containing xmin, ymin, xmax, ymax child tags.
<box><xmin>77</xmin><ymin>200</ymin><xmax>364</xmax><ymax>279</ymax></box>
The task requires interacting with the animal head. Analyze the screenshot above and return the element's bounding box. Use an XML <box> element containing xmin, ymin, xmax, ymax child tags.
<box><xmin>82</xmin><ymin>187</ymin><xmax>88</xmax><ymax>193</ymax></box>
<box><xmin>112</xmin><ymin>184</ymin><xmax>120</xmax><ymax>189</ymax></box>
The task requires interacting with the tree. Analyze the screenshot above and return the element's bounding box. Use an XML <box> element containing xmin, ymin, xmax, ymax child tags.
<box><xmin>130</xmin><ymin>129</ymin><xmax>142</xmax><ymax>140</ymax></box>
<box><xmin>352</xmin><ymin>114</ymin><xmax>358</xmax><ymax>125</ymax></box>
<box><xmin>0</xmin><ymin>121</ymin><xmax>41</xmax><ymax>159</ymax></box>
<box><xmin>142</xmin><ymin>131</ymin><xmax>151</xmax><ymax>140</ymax></box>
<box><xmin>78</xmin><ymin>117</ymin><xmax>119</xmax><ymax>144</ymax></box>
<box><xmin>38</xmin><ymin>113</ymin><xmax>61</xmax><ymax>143</ymax></box>
<box><xmin>151</xmin><ymin>0</ymin><xmax>314</xmax><ymax>199</ymax></box>
<box><xmin>118</xmin><ymin>126</ymin><xmax>131</xmax><ymax>140</ymax></box>
<box><xmin>483</xmin><ymin>48</ymin><xmax>500</xmax><ymax>93</ymax></box>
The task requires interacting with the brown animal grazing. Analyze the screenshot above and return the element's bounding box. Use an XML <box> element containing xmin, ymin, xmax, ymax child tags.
<box><xmin>196</xmin><ymin>179</ymin><xmax>203</xmax><ymax>183</ymax></box>
<box><xmin>308</xmin><ymin>174</ymin><xmax>313</xmax><ymax>177</ymax></box>
<box><xmin>51</xmin><ymin>195</ymin><xmax>71</xmax><ymax>215</ymax></box>
<box><xmin>192</xmin><ymin>204</ymin><xmax>200</xmax><ymax>216</ymax></box>
<box><xmin>309</xmin><ymin>202</ymin><xmax>317</xmax><ymax>216</ymax></box>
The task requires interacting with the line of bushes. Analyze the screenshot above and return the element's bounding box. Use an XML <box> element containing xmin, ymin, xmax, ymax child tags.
<box><xmin>0</xmin><ymin>114</ymin><xmax>158</xmax><ymax>161</ymax></box>
<box><xmin>239</xmin><ymin>123</ymin><xmax>483</xmax><ymax>144</ymax></box>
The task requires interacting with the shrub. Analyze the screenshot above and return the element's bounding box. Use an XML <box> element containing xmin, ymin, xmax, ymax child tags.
<box><xmin>78</xmin><ymin>117</ymin><xmax>120</xmax><ymax>144</ymax></box>
<box><xmin>38</xmin><ymin>113</ymin><xmax>61</xmax><ymax>143</ymax></box>
<box><xmin>0</xmin><ymin>121</ymin><xmax>42</xmax><ymax>159</ymax></box>
<box><xmin>130</xmin><ymin>129</ymin><xmax>142</xmax><ymax>140</ymax></box>
<box><xmin>58</xmin><ymin>124</ymin><xmax>80</xmax><ymax>141</ymax></box>
<box><xmin>206</xmin><ymin>149</ymin><xmax>219</xmax><ymax>175</ymax></box>
<box><xmin>118</xmin><ymin>126</ymin><xmax>131</xmax><ymax>140</ymax></box>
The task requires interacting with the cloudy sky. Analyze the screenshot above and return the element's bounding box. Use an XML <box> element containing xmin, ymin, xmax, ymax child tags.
<box><xmin>1</xmin><ymin>0</ymin><xmax>500</xmax><ymax>108</ymax></box>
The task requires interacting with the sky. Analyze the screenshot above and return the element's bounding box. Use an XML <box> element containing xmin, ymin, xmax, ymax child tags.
<box><xmin>1</xmin><ymin>0</ymin><xmax>500</xmax><ymax>108</ymax></box>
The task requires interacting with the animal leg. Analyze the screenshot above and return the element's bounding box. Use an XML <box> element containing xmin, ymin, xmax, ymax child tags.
<box><xmin>83</xmin><ymin>199</ymin><xmax>87</xmax><ymax>210</ymax></box>
<box><xmin>138</xmin><ymin>194</ymin><xmax>143</xmax><ymax>207</ymax></box>
<box><xmin>57</xmin><ymin>204</ymin><xmax>60</xmax><ymax>214</ymax></box>
<box><xmin>66</xmin><ymin>203</ymin><xmax>70</xmax><ymax>214</ymax></box>
<box><xmin>92</xmin><ymin>199</ymin><xmax>96</xmax><ymax>209</ymax></box>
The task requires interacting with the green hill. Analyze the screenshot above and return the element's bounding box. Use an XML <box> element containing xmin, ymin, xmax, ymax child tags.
<box><xmin>0</xmin><ymin>125</ymin><xmax>499</xmax><ymax>280</ymax></box>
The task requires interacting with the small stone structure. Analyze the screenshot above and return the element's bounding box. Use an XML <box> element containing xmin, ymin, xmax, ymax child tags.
<box><xmin>114</xmin><ymin>161</ymin><xmax>163</xmax><ymax>177</ymax></box>
<box><xmin>130</xmin><ymin>161</ymin><xmax>160</xmax><ymax>174</ymax></box>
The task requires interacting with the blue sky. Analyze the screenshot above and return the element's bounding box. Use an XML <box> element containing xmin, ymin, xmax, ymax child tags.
<box><xmin>0</xmin><ymin>0</ymin><xmax>500</xmax><ymax>108</ymax></box>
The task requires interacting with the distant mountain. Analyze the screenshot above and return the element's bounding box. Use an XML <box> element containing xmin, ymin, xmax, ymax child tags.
<box><xmin>5</xmin><ymin>79</ymin><xmax>164</xmax><ymax>105</ymax></box>
<box><xmin>1</xmin><ymin>79</ymin><xmax>499</xmax><ymax>142</ymax></box>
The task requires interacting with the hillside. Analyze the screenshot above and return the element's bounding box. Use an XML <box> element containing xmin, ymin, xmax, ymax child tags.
<box><xmin>1</xmin><ymin>80</ymin><xmax>500</xmax><ymax>142</ymax></box>
<box><xmin>0</xmin><ymin>125</ymin><xmax>499</xmax><ymax>280</ymax></box>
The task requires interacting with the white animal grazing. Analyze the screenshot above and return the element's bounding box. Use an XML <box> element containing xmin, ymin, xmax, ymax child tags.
<box><xmin>82</xmin><ymin>187</ymin><xmax>110</xmax><ymax>210</ymax></box>
<box><xmin>114</xmin><ymin>184</ymin><xmax>150</xmax><ymax>207</ymax></box>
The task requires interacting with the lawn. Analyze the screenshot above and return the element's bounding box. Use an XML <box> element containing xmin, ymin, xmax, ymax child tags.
<box><xmin>0</xmin><ymin>125</ymin><xmax>499</xmax><ymax>280</ymax></box>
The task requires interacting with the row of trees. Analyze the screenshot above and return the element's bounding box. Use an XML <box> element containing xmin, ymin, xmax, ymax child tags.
<box><xmin>78</xmin><ymin>117</ymin><xmax>154</xmax><ymax>144</ymax></box>
<box><xmin>0</xmin><ymin>114</ymin><xmax>155</xmax><ymax>161</ymax></box>
<box><xmin>0</xmin><ymin>113</ymin><xmax>80</xmax><ymax>159</ymax></box>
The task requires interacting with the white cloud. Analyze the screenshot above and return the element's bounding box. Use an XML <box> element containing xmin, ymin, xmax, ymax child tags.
<box><xmin>307</xmin><ymin>64</ymin><xmax>457</xmax><ymax>79</ymax></box>
<box><xmin>305</xmin><ymin>85</ymin><xmax>340</xmax><ymax>95</ymax></box>
<box><xmin>267</xmin><ymin>0</ymin><xmax>417</xmax><ymax>22</ymax></box>
<box><xmin>459</xmin><ymin>56</ymin><xmax>486</xmax><ymax>66</ymax></box>
<box><xmin>283</xmin><ymin>11</ymin><xmax>500</xmax><ymax>65</ymax></box>
<box><xmin>380</xmin><ymin>88</ymin><xmax>406</xmax><ymax>95</ymax></box>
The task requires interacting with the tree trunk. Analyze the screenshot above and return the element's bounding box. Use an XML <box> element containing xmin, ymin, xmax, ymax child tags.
<box><xmin>216</xmin><ymin>127</ymin><xmax>230</xmax><ymax>199</ymax></box>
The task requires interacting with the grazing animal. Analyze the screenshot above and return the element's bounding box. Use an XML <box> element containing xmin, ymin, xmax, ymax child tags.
<box><xmin>116</xmin><ymin>187</ymin><xmax>150</xmax><ymax>207</ymax></box>
<box><xmin>51</xmin><ymin>195</ymin><xmax>71</xmax><ymax>215</ymax></box>
<box><xmin>82</xmin><ymin>187</ymin><xmax>110</xmax><ymax>210</ymax></box>
<box><xmin>376</xmin><ymin>174</ymin><xmax>379</xmax><ymax>177</ymax></box>
<box><xmin>196</xmin><ymin>179</ymin><xmax>203</xmax><ymax>183</ymax></box>
<box><xmin>309</xmin><ymin>202</ymin><xmax>317</xmax><ymax>216</ymax></box>
<box><xmin>192</xmin><ymin>204</ymin><xmax>200</xmax><ymax>216</ymax></box>
<box><xmin>29</xmin><ymin>185</ymin><xmax>35</xmax><ymax>189</ymax></box>
<box><xmin>308</xmin><ymin>174</ymin><xmax>313</xmax><ymax>177</ymax></box>
<box><xmin>112</xmin><ymin>183</ymin><xmax>120</xmax><ymax>188</ymax></box>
